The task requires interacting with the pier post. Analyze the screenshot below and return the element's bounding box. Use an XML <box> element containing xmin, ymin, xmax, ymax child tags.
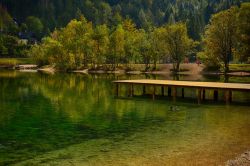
<box><xmin>225</xmin><ymin>90</ymin><xmax>232</xmax><ymax>104</ymax></box>
<box><xmin>173</xmin><ymin>87</ymin><xmax>177</xmax><ymax>102</ymax></box>
<box><xmin>130</xmin><ymin>84</ymin><xmax>134</xmax><ymax>97</ymax></box>
<box><xmin>214</xmin><ymin>90</ymin><xmax>218</xmax><ymax>101</ymax></box>
<box><xmin>202</xmin><ymin>89</ymin><xmax>206</xmax><ymax>101</ymax></box>
<box><xmin>132</xmin><ymin>84</ymin><xmax>134</xmax><ymax>96</ymax></box>
<box><xmin>143</xmin><ymin>85</ymin><xmax>146</xmax><ymax>95</ymax></box>
<box><xmin>181</xmin><ymin>88</ymin><xmax>184</xmax><ymax>98</ymax></box>
<box><xmin>197</xmin><ymin>88</ymin><xmax>202</xmax><ymax>104</ymax></box>
<box><xmin>161</xmin><ymin>86</ymin><xmax>164</xmax><ymax>96</ymax></box>
<box><xmin>113</xmin><ymin>80</ymin><xmax>247</xmax><ymax>104</ymax></box>
<box><xmin>229</xmin><ymin>90</ymin><xmax>232</xmax><ymax>103</ymax></box>
<box><xmin>168</xmin><ymin>87</ymin><xmax>172</xmax><ymax>97</ymax></box>
<box><xmin>128</xmin><ymin>84</ymin><xmax>133</xmax><ymax>97</ymax></box>
<box><xmin>115</xmin><ymin>84</ymin><xmax>119</xmax><ymax>97</ymax></box>
<box><xmin>153</xmin><ymin>86</ymin><xmax>156</xmax><ymax>100</ymax></box>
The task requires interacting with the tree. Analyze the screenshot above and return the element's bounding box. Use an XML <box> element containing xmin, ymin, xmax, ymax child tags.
<box><xmin>0</xmin><ymin>5</ymin><xmax>13</xmax><ymax>32</ymax></box>
<box><xmin>92</xmin><ymin>24</ymin><xmax>110</xmax><ymax>68</ymax></box>
<box><xmin>0</xmin><ymin>34</ymin><xmax>8</xmax><ymax>56</ymax></box>
<box><xmin>98</xmin><ymin>2</ymin><xmax>112</xmax><ymax>25</ymax></box>
<box><xmin>123</xmin><ymin>19</ymin><xmax>141</xmax><ymax>67</ymax></box>
<box><xmin>0</xmin><ymin>5</ymin><xmax>19</xmax><ymax>35</ymax></box>
<box><xmin>2</xmin><ymin>0</ymin><xmax>248</xmax><ymax>39</ymax></box>
<box><xmin>20</xmin><ymin>23</ymin><xmax>28</xmax><ymax>32</ymax></box>
<box><xmin>109</xmin><ymin>24</ymin><xmax>125</xmax><ymax>69</ymax></box>
<box><xmin>138</xmin><ymin>29</ymin><xmax>151</xmax><ymax>71</ymax></box>
<box><xmin>202</xmin><ymin>7</ymin><xmax>238</xmax><ymax>73</ymax></box>
<box><xmin>138</xmin><ymin>9</ymin><xmax>152</xmax><ymax>31</ymax></box>
<box><xmin>150</xmin><ymin>27</ymin><xmax>167</xmax><ymax>70</ymax></box>
<box><xmin>30</xmin><ymin>17</ymin><xmax>94</xmax><ymax>70</ymax></box>
<box><xmin>236</xmin><ymin>3</ymin><xmax>250</xmax><ymax>63</ymax></box>
<box><xmin>26</xmin><ymin>16</ymin><xmax>44</xmax><ymax>39</ymax></box>
<box><xmin>111</xmin><ymin>12</ymin><xmax>123</xmax><ymax>26</ymax></box>
<box><xmin>163</xmin><ymin>23</ymin><xmax>196</xmax><ymax>72</ymax></box>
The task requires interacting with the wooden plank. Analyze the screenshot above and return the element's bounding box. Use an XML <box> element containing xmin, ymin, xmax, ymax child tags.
<box><xmin>114</xmin><ymin>79</ymin><xmax>250</xmax><ymax>91</ymax></box>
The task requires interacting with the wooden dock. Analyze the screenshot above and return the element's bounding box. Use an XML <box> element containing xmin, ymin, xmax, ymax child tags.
<box><xmin>113</xmin><ymin>79</ymin><xmax>250</xmax><ymax>103</ymax></box>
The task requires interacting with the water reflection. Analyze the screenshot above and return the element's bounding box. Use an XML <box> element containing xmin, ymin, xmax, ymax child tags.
<box><xmin>0</xmin><ymin>71</ymin><xmax>249</xmax><ymax>165</ymax></box>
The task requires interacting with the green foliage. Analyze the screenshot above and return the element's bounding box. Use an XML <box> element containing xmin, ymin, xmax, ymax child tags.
<box><xmin>92</xmin><ymin>24</ymin><xmax>110</xmax><ymax>67</ymax></box>
<box><xmin>27</xmin><ymin>3</ymin><xmax>249</xmax><ymax>72</ymax></box>
<box><xmin>30</xmin><ymin>18</ymin><xmax>97</xmax><ymax>70</ymax></box>
<box><xmin>123</xmin><ymin>19</ymin><xmax>142</xmax><ymax>67</ymax></box>
<box><xmin>0</xmin><ymin>5</ymin><xmax>30</xmax><ymax>57</ymax></box>
<box><xmin>236</xmin><ymin>3</ymin><xmax>250</xmax><ymax>63</ymax></box>
<box><xmin>109</xmin><ymin>24</ymin><xmax>125</xmax><ymax>69</ymax></box>
<box><xmin>163</xmin><ymin>23</ymin><xmax>197</xmax><ymax>72</ymax></box>
<box><xmin>0</xmin><ymin>34</ymin><xmax>29</xmax><ymax>57</ymax></box>
<box><xmin>2</xmin><ymin>0</ymin><xmax>247</xmax><ymax>39</ymax></box>
<box><xmin>201</xmin><ymin>4</ymin><xmax>249</xmax><ymax>72</ymax></box>
<box><xmin>25</xmin><ymin>16</ymin><xmax>44</xmax><ymax>39</ymax></box>
<box><xmin>29</xmin><ymin>16</ymin><xmax>200</xmax><ymax>71</ymax></box>
<box><xmin>0</xmin><ymin>5</ymin><xmax>19</xmax><ymax>35</ymax></box>
<box><xmin>138</xmin><ymin>30</ymin><xmax>151</xmax><ymax>71</ymax></box>
<box><xmin>150</xmin><ymin>27</ymin><xmax>167</xmax><ymax>70</ymax></box>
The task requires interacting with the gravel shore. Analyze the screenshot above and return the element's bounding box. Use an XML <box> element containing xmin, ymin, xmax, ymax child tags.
<box><xmin>226</xmin><ymin>151</ymin><xmax>250</xmax><ymax>166</ymax></box>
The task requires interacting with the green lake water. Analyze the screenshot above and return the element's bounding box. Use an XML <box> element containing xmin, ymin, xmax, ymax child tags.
<box><xmin>0</xmin><ymin>70</ymin><xmax>250</xmax><ymax>166</ymax></box>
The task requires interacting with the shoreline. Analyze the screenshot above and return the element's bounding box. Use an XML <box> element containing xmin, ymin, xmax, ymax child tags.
<box><xmin>1</xmin><ymin>63</ymin><xmax>250</xmax><ymax>76</ymax></box>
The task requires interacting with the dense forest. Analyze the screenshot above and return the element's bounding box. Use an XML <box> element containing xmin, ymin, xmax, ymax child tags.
<box><xmin>1</xmin><ymin>0</ymin><xmax>249</xmax><ymax>39</ymax></box>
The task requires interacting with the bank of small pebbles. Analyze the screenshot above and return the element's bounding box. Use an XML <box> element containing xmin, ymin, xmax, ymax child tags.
<box><xmin>226</xmin><ymin>151</ymin><xmax>250</xmax><ymax>166</ymax></box>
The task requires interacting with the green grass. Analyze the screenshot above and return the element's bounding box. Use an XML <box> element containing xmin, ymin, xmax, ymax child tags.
<box><xmin>229</xmin><ymin>64</ymin><xmax>250</xmax><ymax>72</ymax></box>
<box><xmin>0</xmin><ymin>58</ymin><xmax>34</xmax><ymax>66</ymax></box>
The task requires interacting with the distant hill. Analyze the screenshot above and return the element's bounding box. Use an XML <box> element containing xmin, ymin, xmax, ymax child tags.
<box><xmin>1</xmin><ymin>0</ymin><xmax>249</xmax><ymax>39</ymax></box>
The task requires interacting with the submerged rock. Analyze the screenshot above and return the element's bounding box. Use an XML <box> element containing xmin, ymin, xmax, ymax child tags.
<box><xmin>169</xmin><ymin>106</ymin><xmax>180</xmax><ymax>111</ymax></box>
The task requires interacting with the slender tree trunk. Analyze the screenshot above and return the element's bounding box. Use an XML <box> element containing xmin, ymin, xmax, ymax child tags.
<box><xmin>153</xmin><ymin>59</ymin><xmax>157</xmax><ymax>70</ymax></box>
<box><xmin>145</xmin><ymin>61</ymin><xmax>150</xmax><ymax>71</ymax></box>
<box><xmin>172</xmin><ymin>63</ymin><xmax>176</xmax><ymax>72</ymax></box>
<box><xmin>113</xmin><ymin>57</ymin><xmax>116</xmax><ymax>70</ymax></box>
<box><xmin>224</xmin><ymin>61</ymin><xmax>229</xmax><ymax>73</ymax></box>
<box><xmin>172</xmin><ymin>61</ymin><xmax>178</xmax><ymax>73</ymax></box>
<box><xmin>176</xmin><ymin>62</ymin><xmax>180</xmax><ymax>72</ymax></box>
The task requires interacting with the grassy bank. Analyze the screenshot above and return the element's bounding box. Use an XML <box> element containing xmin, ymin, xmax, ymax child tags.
<box><xmin>0</xmin><ymin>58</ymin><xmax>34</xmax><ymax>66</ymax></box>
<box><xmin>229</xmin><ymin>64</ymin><xmax>250</xmax><ymax>72</ymax></box>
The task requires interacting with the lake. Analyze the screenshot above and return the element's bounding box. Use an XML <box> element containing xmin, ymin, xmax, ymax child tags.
<box><xmin>0</xmin><ymin>70</ymin><xmax>250</xmax><ymax>165</ymax></box>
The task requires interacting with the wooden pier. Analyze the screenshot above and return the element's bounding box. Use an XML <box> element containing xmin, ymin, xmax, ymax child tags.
<box><xmin>113</xmin><ymin>79</ymin><xmax>250</xmax><ymax>103</ymax></box>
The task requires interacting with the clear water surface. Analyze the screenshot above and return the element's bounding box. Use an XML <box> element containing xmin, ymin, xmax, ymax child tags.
<box><xmin>0</xmin><ymin>70</ymin><xmax>250</xmax><ymax>166</ymax></box>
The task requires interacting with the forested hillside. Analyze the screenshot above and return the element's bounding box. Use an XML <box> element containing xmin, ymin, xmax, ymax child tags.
<box><xmin>1</xmin><ymin>0</ymin><xmax>249</xmax><ymax>39</ymax></box>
